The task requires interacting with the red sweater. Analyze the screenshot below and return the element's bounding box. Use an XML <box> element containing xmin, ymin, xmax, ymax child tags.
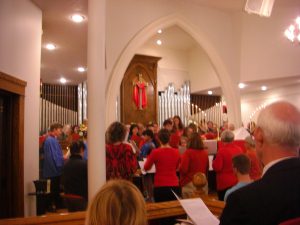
<box><xmin>246</xmin><ymin>149</ymin><xmax>262</xmax><ymax>180</ymax></box>
<box><xmin>179</xmin><ymin>148</ymin><xmax>208</xmax><ymax>186</ymax></box>
<box><xmin>144</xmin><ymin>147</ymin><xmax>180</xmax><ymax>187</ymax></box>
<box><xmin>212</xmin><ymin>143</ymin><xmax>243</xmax><ymax>190</ymax></box>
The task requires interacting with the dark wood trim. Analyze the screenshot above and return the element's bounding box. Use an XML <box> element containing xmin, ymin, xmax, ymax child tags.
<box><xmin>0</xmin><ymin>71</ymin><xmax>26</xmax><ymax>217</ymax></box>
<box><xmin>0</xmin><ymin>72</ymin><xmax>26</xmax><ymax>96</ymax></box>
<box><xmin>0</xmin><ymin>199</ymin><xmax>225</xmax><ymax>225</ymax></box>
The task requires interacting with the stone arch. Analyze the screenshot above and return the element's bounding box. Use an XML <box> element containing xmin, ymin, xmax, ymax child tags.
<box><xmin>105</xmin><ymin>14</ymin><xmax>241</xmax><ymax>127</ymax></box>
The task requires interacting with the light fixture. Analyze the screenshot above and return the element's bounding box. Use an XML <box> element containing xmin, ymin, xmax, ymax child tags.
<box><xmin>238</xmin><ymin>83</ymin><xmax>246</xmax><ymax>89</ymax></box>
<box><xmin>157</xmin><ymin>29</ymin><xmax>162</xmax><ymax>34</ymax></box>
<box><xmin>60</xmin><ymin>77</ymin><xmax>67</xmax><ymax>84</ymax></box>
<box><xmin>261</xmin><ymin>85</ymin><xmax>267</xmax><ymax>91</ymax></box>
<box><xmin>207</xmin><ymin>90</ymin><xmax>213</xmax><ymax>95</ymax></box>
<box><xmin>156</xmin><ymin>40</ymin><xmax>162</xmax><ymax>45</ymax></box>
<box><xmin>45</xmin><ymin>43</ymin><xmax>56</xmax><ymax>50</ymax></box>
<box><xmin>71</xmin><ymin>14</ymin><xmax>85</xmax><ymax>23</ymax></box>
<box><xmin>77</xmin><ymin>67</ymin><xmax>86</xmax><ymax>72</ymax></box>
<box><xmin>284</xmin><ymin>17</ymin><xmax>300</xmax><ymax>43</ymax></box>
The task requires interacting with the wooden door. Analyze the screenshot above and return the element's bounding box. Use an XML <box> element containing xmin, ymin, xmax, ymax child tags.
<box><xmin>120</xmin><ymin>55</ymin><xmax>161</xmax><ymax>125</ymax></box>
<box><xmin>0</xmin><ymin>72</ymin><xmax>26</xmax><ymax>218</ymax></box>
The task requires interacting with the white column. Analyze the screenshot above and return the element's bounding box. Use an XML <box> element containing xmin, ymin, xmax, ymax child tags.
<box><xmin>87</xmin><ymin>0</ymin><xmax>106</xmax><ymax>201</ymax></box>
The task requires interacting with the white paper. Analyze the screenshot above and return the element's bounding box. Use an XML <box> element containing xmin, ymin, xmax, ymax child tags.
<box><xmin>138</xmin><ymin>159</ymin><xmax>156</xmax><ymax>175</ymax></box>
<box><xmin>172</xmin><ymin>191</ymin><xmax>219</xmax><ymax>225</ymax></box>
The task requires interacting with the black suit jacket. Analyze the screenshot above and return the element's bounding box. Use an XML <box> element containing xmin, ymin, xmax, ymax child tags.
<box><xmin>63</xmin><ymin>155</ymin><xmax>88</xmax><ymax>199</ymax></box>
<box><xmin>220</xmin><ymin>157</ymin><xmax>300</xmax><ymax>225</ymax></box>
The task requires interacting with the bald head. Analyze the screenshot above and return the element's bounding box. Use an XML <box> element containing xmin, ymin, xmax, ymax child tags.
<box><xmin>257</xmin><ymin>101</ymin><xmax>300</xmax><ymax>149</ymax></box>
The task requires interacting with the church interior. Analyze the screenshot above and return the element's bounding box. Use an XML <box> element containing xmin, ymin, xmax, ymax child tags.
<box><xmin>0</xmin><ymin>0</ymin><xmax>300</xmax><ymax>223</ymax></box>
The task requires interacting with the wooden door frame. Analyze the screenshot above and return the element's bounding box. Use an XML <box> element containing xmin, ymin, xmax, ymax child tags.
<box><xmin>0</xmin><ymin>71</ymin><xmax>26</xmax><ymax>217</ymax></box>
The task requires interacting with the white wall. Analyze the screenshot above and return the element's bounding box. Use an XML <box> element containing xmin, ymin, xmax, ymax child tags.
<box><xmin>240</xmin><ymin>3</ymin><xmax>300</xmax><ymax>82</ymax></box>
<box><xmin>137</xmin><ymin>43</ymin><xmax>189</xmax><ymax>91</ymax></box>
<box><xmin>241</xmin><ymin>83</ymin><xmax>300</xmax><ymax>126</ymax></box>
<box><xmin>188</xmin><ymin>46</ymin><xmax>220</xmax><ymax>93</ymax></box>
<box><xmin>0</xmin><ymin>0</ymin><xmax>42</xmax><ymax>216</ymax></box>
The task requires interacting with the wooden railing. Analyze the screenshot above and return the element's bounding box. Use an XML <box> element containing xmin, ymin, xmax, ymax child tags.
<box><xmin>0</xmin><ymin>198</ymin><xmax>225</xmax><ymax>225</ymax></box>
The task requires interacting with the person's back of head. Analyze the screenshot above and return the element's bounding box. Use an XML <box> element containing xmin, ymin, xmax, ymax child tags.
<box><xmin>221</xmin><ymin>130</ymin><xmax>234</xmax><ymax>143</ymax></box>
<box><xmin>232</xmin><ymin>154</ymin><xmax>251</xmax><ymax>175</ymax></box>
<box><xmin>158</xmin><ymin>128</ymin><xmax>170</xmax><ymax>145</ymax></box>
<box><xmin>106</xmin><ymin>121</ymin><xmax>126</xmax><ymax>144</ymax></box>
<box><xmin>70</xmin><ymin>141</ymin><xmax>85</xmax><ymax>156</ymax></box>
<box><xmin>256</xmin><ymin>101</ymin><xmax>300</xmax><ymax>149</ymax></box>
<box><xmin>142</xmin><ymin>129</ymin><xmax>154</xmax><ymax>140</ymax></box>
<box><xmin>188</xmin><ymin>133</ymin><xmax>205</xmax><ymax>150</ymax></box>
<box><xmin>86</xmin><ymin>179</ymin><xmax>147</xmax><ymax>225</ymax></box>
<box><xmin>244</xmin><ymin>136</ymin><xmax>255</xmax><ymax>150</ymax></box>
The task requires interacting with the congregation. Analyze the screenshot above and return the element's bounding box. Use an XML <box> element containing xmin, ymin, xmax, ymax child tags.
<box><xmin>39</xmin><ymin>101</ymin><xmax>300</xmax><ymax>225</ymax></box>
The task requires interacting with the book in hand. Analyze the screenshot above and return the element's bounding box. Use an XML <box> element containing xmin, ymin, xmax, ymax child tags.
<box><xmin>172</xmin><ymin>191</ymin><xmax>219</xmax><ymax>225</ymax></box>
<box><xmin>138</xmin><ymin>158</ymin><xmax>156</xmax><ymax>175</ymax></box>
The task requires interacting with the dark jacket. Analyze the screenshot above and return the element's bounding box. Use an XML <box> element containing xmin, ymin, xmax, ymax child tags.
<box><xmin>63</xmin><ymin>155</ymin><xmax>88</xmax><ymax>199</ymax></box>
<box><xmin>220</xmin><ymin>157</ymin><xmax>300</xmax><ymax>225</ymax></box>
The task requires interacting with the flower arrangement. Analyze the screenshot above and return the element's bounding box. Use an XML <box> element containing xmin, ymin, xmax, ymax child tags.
<box><xmin>79</xmin><ymin>123</ymin><xmax>88</xmax><ymax>138</ymax></box>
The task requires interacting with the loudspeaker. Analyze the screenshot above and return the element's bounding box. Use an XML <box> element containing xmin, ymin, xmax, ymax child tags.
<box><xmin>245</xmin><ymin>0</ymin><xmax>275</xmax><ymax>17</ymax></box>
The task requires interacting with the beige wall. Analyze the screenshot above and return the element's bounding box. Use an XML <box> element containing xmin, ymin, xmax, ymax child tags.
<box><xmin>0</xmin><ymin>0</ymin><xmax>42</xmax><ymax>216</ymax></box>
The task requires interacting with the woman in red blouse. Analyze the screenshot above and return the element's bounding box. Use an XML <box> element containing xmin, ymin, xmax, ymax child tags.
<box><xmin>106</xmin><ymin>122</ymin><xmax>137</xmax><ymax>181</ymax></box>
<box><xmin>245</xmin><ymin>136</ymin><xmax>262</xmax><ymax>180</ymax></box>
<box><xmin>144</xmin><ymin>128</ymin><xmax>181</xmax><ymax>202</ymax></box>
<box><xmin>179</xmin><ymin>133</ymin><xmax>208</xmax><ymax>198</ymax></box>
<box><xmin>213</xmin><ymin>130</ymin><xmax>243</xmax><ymax>201</ymax></box>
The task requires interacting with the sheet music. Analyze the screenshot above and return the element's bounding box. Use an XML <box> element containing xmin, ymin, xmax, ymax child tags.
<box><xmin>208</xmin><ymin>155</ymin><xmax>214</xmax><ymax>171</ymax></box>
<box><xmin>172</xmin><ymin>191</ymin><xmax>219</xmax><ymax>225</ymax></box>
<box><xmin>138</xmin><ymin>158</ymin><xmax>156</xmax><ymax>175</ymax></box>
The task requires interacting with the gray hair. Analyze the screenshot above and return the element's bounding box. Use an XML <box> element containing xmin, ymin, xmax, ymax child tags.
<box><xmin>245</xmin><ymin>136</ymin><xmax>255</xmax><ymax>148</ymax></box>
<box><xmin>257</xmin><ymin>101</ymin><xmax>300</xmax><ymax>148</ymax></box>
<box><xmin>221</xmin><ymin>130</ymin><xmax>234</xmax><ymax>143</ymax></box>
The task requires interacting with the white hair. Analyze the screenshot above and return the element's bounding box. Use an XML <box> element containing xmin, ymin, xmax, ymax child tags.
<box><xmin>221</xmin><ymin>130</ymin><xmax>234</xmax><ymax>143</ymax></box>
<box><xmin>257</xmin><ymin>102</ymin><xmax>300</xmax><ymax>148</ymax></box>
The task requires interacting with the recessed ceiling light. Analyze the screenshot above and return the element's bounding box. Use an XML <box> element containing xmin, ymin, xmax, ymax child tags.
<box><xmin>71</xmin><ymin>14</ymin><xmax>85</xmax><ymax>23</ymax></box>
<box><xmin>77</xmin><ymin>67</ymin><xmax>86</xmax><ymax>72</ymax></box>
<box><xmin>261</xmin><ymin>85</ymin><xmax>267</xmax><ymax>91</ymax></box>
<box><xmin>238</xmin><ymin>83</ymin><xmax>246</xmax><ymax>89</ymax></box>
<box><xmin>60</xmin><ymin>77</ymin><xmax>67</xmax><ymax>84</ymax></box>
<box><xmin>207</xmin><ymin>90</ymin><xmax>213</xmax><ymax>95</ymax></box>
<box><xmin>45</xmin><ymin>43</ymin><xmax>56</xmax><ymax>50</ymax></box>
<box><xmin>156</xmin><ymin>40</ymin><xmax>162</xmax><ymax>45</ymax></box>
<box><xmin>157</xmin><ymin>29</ymin><xmax>162</xmax><ymax>34</ymax></box>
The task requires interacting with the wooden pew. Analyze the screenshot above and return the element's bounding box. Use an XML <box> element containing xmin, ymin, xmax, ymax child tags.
<box><xmin>0</xmin><ymin>198</ymin><xmax>225</xmax><ymax>225</ymax></box>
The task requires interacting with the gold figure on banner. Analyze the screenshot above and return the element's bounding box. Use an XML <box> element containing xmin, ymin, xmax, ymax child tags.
<box><xmin>133</xmin><ymin>73</ymin><xmax>148</xmax><ymax>110</ymax></box>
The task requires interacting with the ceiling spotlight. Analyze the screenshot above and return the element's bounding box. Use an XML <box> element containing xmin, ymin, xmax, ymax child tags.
<box><xmin>261</xmin><ymin>85</ymin><xmax>267</xmax><ymax>91</ymax></box>
<box><xmin>45</xmin><ymin>43</ymin><xmax>56</xmax><ymax>50</ymax></box>
<box><xmin>238</xmin><ymin>83</ymin><xmax>246</xmax><ymax>89</ymax></box>
<box><xmin>71</xmin><ymin>14</ymin><xmax>85</xmax><ymax>23</ymax></box>
<box><xmin>207</xmin><ymin>90</ymin><xmax>213</xmax><ymax>95</ymax></box>
<box><xmin>60</xmin><ymin>77</ymin><xmax>67</xmax><ymax>84</ymax></box>
<box><xmin>156</xmin><ymin>40</ymin><xmax>162</xmax><ymax>45</ymax></box>
<box><xmin>77</xmin><ymin>67</ymin><xmax>86</xmax><ymax>72</ymax></box>
<box><xmin>157</xmin><ymin>29</ymin><xmax>162</xmax><ymax>34</ymax></box>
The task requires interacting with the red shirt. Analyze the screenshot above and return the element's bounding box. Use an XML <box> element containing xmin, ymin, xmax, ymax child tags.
<box><xmin>169</xmin><ymin>133</ymin><xmax>181</xmax><ymax>148</ymax></box>
<box><xmin>144</xmin><ymin>147</ymin><xmax>180</xmax><ymax>187</ymax></box>
<box><xmin>106</xmin><ymin>143</ymin><xmax>137</xmax><ymax>180</ymax></box>
<box><xmin>179</xmin><ymin>148</ymin><xmax>208</xmax><ymax>186</ymax></box>
<box><xmin>246</xmin><ymin>150</ymin><xmax>262</xmax><ymax>180</ymax></box>
<box><xmin>213</xmin><ymin>143</ymin><xmax>243</xmax><ymax>190</ymax></box>
<box><xmin>130</xmin><ymin>134</ymin><xmax>142</xmax><ymax>147</ymax></box>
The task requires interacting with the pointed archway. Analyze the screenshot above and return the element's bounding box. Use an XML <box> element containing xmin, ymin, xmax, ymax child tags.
<box><xmin>106</xmin><ymin>14</ymin><xmax>241</xmax><ymax>127</ymax></box>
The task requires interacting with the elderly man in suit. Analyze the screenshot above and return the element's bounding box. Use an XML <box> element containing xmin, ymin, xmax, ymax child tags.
<box><xmin>220</xmin><ymin>101</ymin><xmax>300</xmax><ymax>225</ymax></box>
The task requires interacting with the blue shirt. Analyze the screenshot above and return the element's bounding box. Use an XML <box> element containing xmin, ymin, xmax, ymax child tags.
<box><xmin>43</xmin><ymin>135</ymin><xmax>64</xmax><ymax>178</ymax></box>
<box><xmin>224</xmin><ymin>181</ymin><xmax>252</xmax><ymax>202</ymax></box>
<box><xmin>139</xmin><ymin>141</ymin><xmax>155</xmax><ymax>160</ymax></box>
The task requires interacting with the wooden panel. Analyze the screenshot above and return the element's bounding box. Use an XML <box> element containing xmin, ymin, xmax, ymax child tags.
<box><xmin>0</xmin><ymin>199</ymin><xmax>225</xmax><ymax>225</ymax></box>
<box><xmin>0</xmin><ymin>72</ymin><xmax>26</xmax><ymax>96</ymax></box>
<box><xmin>0</xmin><ymin>72</ymin><xmax>26</xmax><ymax>217</ymax></box>
<box><xmin>121</xmin><ymin>54</ymin><xmax>161</xmax><ymax>125</ymax></box>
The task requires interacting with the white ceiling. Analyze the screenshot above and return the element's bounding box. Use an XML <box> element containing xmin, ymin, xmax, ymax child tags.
<box><xmin>31</xmin><ymin>0</ymin><xmax>299</xmax><ymax>95</ymax></box>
